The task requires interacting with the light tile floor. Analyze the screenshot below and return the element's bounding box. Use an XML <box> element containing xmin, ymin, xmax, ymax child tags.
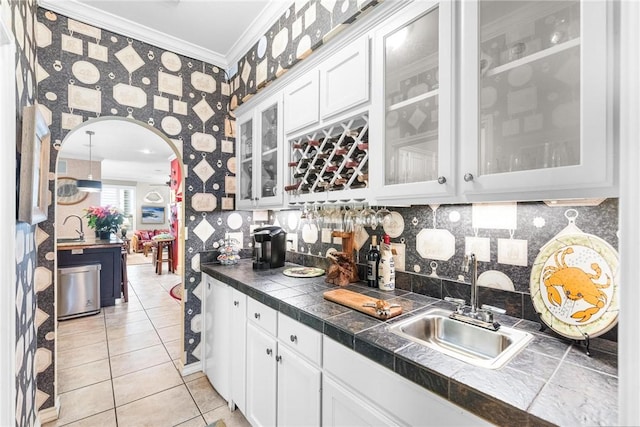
<box><xmin>45</xmin><ymin>261</ymin><xmax>251</xmax><ymax>427</ymax></box>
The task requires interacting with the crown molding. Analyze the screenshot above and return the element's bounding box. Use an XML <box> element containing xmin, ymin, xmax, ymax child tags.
<box><xmin>39</xmin><ymin>0</ymin><xmax>228</xmax><ymax>67</ymax></box>
<box><xmin>225</xmin><ymin>0</ymin><xmax>292</xmax><ymax>71</ymax></box>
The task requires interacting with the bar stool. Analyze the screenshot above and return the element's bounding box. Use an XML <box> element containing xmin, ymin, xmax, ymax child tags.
<box><xmin>155</xmin><ymin>238</ymin><xmax>175</xmax><ymax>275</ymax></box>
<box><xmin>121</xmin><ymin>246</ymin><xmax>129</xmax><ymax>302</ymax></box>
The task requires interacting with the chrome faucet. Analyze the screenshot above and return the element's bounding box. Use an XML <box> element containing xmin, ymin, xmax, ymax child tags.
<box><xmin>63</xmin><ymin>215</ymin><xmax>84</xmax><ymax>240</ymax></box>
<box><xmin>444</xmin><ymin>253</ymin><xmax>506</xmax><ymax>331</ymax></box>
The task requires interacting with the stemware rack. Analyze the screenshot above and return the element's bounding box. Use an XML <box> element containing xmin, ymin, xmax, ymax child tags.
<box><xmin>285</xmin><ymin>113</ymin><xmax>369</xmax><ymax>195</ymax></box>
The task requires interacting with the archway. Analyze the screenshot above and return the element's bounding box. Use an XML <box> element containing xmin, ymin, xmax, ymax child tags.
<box><xmin>53</xmin><ymin>116</ymin><xmax>186</xmax><ymax>393</ymax></box>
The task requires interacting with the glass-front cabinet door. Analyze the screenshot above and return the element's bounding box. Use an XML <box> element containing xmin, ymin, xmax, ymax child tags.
<box><xmin>460</xmin><ymin>0</ymin><xmax>615</xmax><ymax>200</ymax></box>
<box><xmin>371</xmin><ymin>0</ymin><xmax>454</xmax><ymax>203</ymax></box>
<box><xmin>236</xmin><ymin>93</ymin><xmax>283</xmax><ymax>210</ymax></box>
<box><xmin>257</xmin><ymin>98</ymin><xmax>282</xmax><ymax>206</ymax></box>
<box><xmin>237</xmin><ymin>114</ymin><xmax>254</xmax><ymax>208</ymax></box>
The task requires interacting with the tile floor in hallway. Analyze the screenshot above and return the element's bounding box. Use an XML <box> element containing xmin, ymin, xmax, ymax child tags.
<box><xmin>44</xmin><ymin>261</ymin><xmax>251</xmax><ymax>427</ymax></box>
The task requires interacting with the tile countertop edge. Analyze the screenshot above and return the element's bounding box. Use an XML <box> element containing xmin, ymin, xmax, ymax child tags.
<box><xmin>201</xmin><ymin>261</ymin><xmax>612</xmax><ymax>427</ymax></box>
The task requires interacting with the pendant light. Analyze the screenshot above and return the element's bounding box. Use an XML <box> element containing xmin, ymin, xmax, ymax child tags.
<box><xmin>76</xmin><ymin>130</ymin><xmax>102</xmax><ymax>192</ymax></box>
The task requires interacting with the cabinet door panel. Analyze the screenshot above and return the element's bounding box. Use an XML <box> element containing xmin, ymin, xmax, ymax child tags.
<box><xmin>371</xmin><ymin>0</ymin><xmax>455</xmax><ymax>203</ymax></box>
<box><xmin>236</xmin><ymin>113</ymin><xmax>254</xmax><ymax>209</ymax></box>
<box><xmin>460</xmin><ymin>0</ymin><xmax>614</xmax><ymax>200</ymax></box>
<box><xmin>230</xmin><ymin>289</ymin><xmax>247</xmax><ymax>412</ymax></box>
<box><xmin>204</xmin><ymin>277</ymin><xmax>231</xmax><ymax>402</ymax></box>
<box><xmin>284</xmin><ymin>71</ymin><xmax>319</xmax><ymax>134</ymax></box>
<box><xmin>320</xmin><ymin>37</ymin><xmax>370</xmax><ymax>119</ymax></box>
<box><xmin>246</xmin><ymin>322</ymin><xmax>277</xmax><ymax>427</ymax></box>
<box><xmin>277</xmin><ymin>345</ymin><xmax>321</xmax><ymax>427</ymax></box>
<box><xmin>322</xmin><ymin>376</ymin><xmax>398</xmax><ymax>427</ymax></box>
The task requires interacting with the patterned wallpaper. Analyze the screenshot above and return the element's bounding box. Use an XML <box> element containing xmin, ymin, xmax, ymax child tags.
<box><xmin>5</xmin><ymin>0</ymin><xmax>40</xmax><ymax>424</ymax></box>
<box><xmin>33</xmin><ymin>7</ymin><xmax>257</xmax><ymax>413</ymax></box>
<box><xmin>229</xmin><ymin>0</ymin><xmax>379</xmax><ymax>108</ymax></box>
<box><xmin>276</xmin><ymin>199</ymin><xmax>620</xmax><ymax>340</ymax></box>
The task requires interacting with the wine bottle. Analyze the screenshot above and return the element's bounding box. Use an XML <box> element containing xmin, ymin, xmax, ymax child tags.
<box><xmin>284</xmin><ymin>182</ymin><xmax>301</xmax><ymax>192</ymax></box>
<box><xmin>366</xmin><ymin>236</ymin><xmax>381</xmax><ymax>288</ymax></box>
<box><xmin>378</xmin><ymin>234</ymin><xmax>395</xmax><ymax>291</ymax></box>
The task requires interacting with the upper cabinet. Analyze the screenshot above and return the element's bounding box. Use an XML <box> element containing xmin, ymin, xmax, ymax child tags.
<box><xmin>284</xmin><ymin>71</ymin><xmax>320</xmax><ymax>135</ymax></box>
<box><xmin>319</xmin><ymin>36</ymin><xmax>370</xmax><ymax>120</ymax></box>
<box><xmin>236</xmin><ymin>93</ymin><xmax>284</xmax><ymax>209</ymax></box>
<box><xmin>284</xmin><ymin>36</ymin><xmax>370</xmax><ymax>136</ymax></box>
<box><xmin>459</xmin><ymin>0</ymin><xmax>616</xmax><ymax>201</ymax></box>
<box><xmin>371</xmin><ymin>0</ymin><xmax>455</xmax><ymax>203</ymax></box>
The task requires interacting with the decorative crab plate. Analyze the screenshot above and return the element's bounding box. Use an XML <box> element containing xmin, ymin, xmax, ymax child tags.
<box><xmin>529</xmin><ymin>210</ymin><xmax>619</xmax><ymax>340</ymax></box>
<box><xmin>283</xmin><ymin>267</ymin><xmax>325</xmax><ymax>278</ymax></box>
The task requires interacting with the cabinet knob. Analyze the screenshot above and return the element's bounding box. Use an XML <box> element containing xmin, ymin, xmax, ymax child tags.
<box><xmin>437</xmin><ymin>176</ymin><xmax>447</xmax><ymax>184</ymax></box>
<box><xmin>254</xmin><ymin>312</ymin><xmax>260</xmax><ymax>319</ymax></box>
<box><xmin>463</xmin><ymin>173</ymin><xmax>474</xmax><ymax>182</ymax></box>
<box><xmin>275</xmin><ymin>355</ymin><xmax>282</xmax><ymax>363</ymax></box>
<box><xmin>290</xmin><ymin>334</ymin><xmax>297</xmax><ymax>343</ymax></box>
<box><xmin>266</xmin><ymin>348</ymin><xmax>272</xmax><ymax>356</ymax></box>
<box><xmin>233</xmin><ymin>300</ymin><xmax>239</xmax><ymax>306</ymax></box>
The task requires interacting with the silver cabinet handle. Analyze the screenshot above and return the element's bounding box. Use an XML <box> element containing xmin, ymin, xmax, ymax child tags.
<box><xmin>464</xmin><ymin>173</ymin><xmax>474</xmax><ymax>182</ymax></box>
<box><xmin>437</xmin><ymin>176</ymin><xmax>446</xmax><ymax>184</ymax></box>
<box><xmin>266</xmin><ymin>348</ymin><xmax>272</xmax><ymax>356</ymax></box>
<box><xmin>275</xmin><ymin>355</ymin><xmax>282</xmax><ymax>363</ymax></box>
<box><xmin>290</xmin><ymin>334</ymin><xmax>297</xmax><ymax>343</ymax></box>
<box><xmin>254</xmin><ymin>312</ymin><xmax>260</xmax><ymax>319</ymax></box>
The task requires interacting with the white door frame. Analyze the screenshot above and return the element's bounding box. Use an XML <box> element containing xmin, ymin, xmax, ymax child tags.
<box><xmin>0</xmin><ymin>14</ymin><xmax>17</xmax><ymax>427</ymax></box>
<box><xmin>618</xmin><ymin>1</ymin><xmax>640</xmax><ymax>425</ymax></box>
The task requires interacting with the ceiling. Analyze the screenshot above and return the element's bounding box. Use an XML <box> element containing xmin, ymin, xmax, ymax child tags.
<box><xmin>59</xmin><ymin>119</ymin><xmax>176</xmax><ymax>184</ymax></box>
<box><xmin>39</xmin><ymin>0</ymin><xmax>290</xmax><ymax>67</ymax></box>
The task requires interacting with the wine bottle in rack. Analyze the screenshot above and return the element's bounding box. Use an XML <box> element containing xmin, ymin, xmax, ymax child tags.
<box><xmin>357</xmin><ymin>173</ymin><xmax>369</xmax><ymax>182</ymax></box>
<box><xmin>288</xmin><ymin>161</ymin><xmax>299</xmax><ymax>167</ymax></box>
<box><xmin>357</xmin><ymin>142</ymin><xmax>369</xmax><ymax>151</ymax></box>
<box><xmin>293</xmin><ymin>171</ymin><xmax>307</xmax><ymax>179</ymax></box>
<box><xmin>284</xmin><ymin>182</ymin><xmax>301</xmax><ymax>192</ymax></box>
<box><xmin>344</xmin><ymin>160</ymin><xmax>359</xmax><ymax>169</ymax></box>
<box><xmin>292</xmin><ymin>141</ymin><xmax>306</xmax><ymax>150</ymax></box>
<box><xmin>308</xmin><ymin>139</ymin><xmax>321</xmax><ymax>147</ymax></box>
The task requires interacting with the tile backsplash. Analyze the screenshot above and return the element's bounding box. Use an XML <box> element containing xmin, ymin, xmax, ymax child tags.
<box><xmin>273</xmin><ymin>198</ymin><xmax>619</xmax><ymax>341</ymax></box>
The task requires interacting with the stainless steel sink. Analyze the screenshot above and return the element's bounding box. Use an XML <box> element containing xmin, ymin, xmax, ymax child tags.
<box><xmin>57</xmin><ymin>238</ymin><xmax>85</xmax><ymax>243</ymax></box>
<box><xmin>390</xmin><ymin>308</ymin><xmax>532</xmax><ymax>369</ymax></box>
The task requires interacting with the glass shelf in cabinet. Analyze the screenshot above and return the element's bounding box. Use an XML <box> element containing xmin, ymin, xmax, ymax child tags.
<box><xmin>387</xmin><ymin>88</ymin><xmax>439</xmax><ymax>113</ymax></box>
<box><xmin>484</xmin><ymin>37</ymin><xmax>580</xmax><ymax>78</ymax></box>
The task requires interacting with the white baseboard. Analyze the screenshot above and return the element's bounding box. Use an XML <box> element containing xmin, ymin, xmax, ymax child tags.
<box><xmin>180</xmin><ymin>360</ymin><xmax>203</xmax><ymax>377</ymax></box>
<box><xmin>36</xmin><ymin>396</ymin><xmax>60</xmax><ymax>426</ymax></box>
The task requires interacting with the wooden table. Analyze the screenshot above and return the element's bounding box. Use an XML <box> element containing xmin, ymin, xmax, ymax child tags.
<box><xmin>154</xmin><ymin>238</ymin><xmax>175</xmax><ymax>275</ymax></box>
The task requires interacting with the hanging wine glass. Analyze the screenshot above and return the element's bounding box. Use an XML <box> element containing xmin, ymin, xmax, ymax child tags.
<box><xmin>359</xmin><ymin>204</ymin><xmax>376</xmax><ymax>229</ymax></box>
<box><xmin>374</xmin><ymin>206</ymin><xmax>392</xmax><ymax>230</ymax></box>
<box><xmin>343</xmin><ymin>205</ymin><xmax>358</xmax><ymax>233</ymax></box>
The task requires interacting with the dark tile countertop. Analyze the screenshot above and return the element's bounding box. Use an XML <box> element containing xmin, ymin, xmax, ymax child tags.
<box><xmin>201</xmin><ymin>260</ymin><xmax>618</xmax><ymax>427</ymax></box>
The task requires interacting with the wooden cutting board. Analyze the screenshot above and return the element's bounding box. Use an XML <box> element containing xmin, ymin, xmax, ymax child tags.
<box><xmin>323</xmin><ymin>289</ymin><xmax>403</xmax><ymax>320</ymax></box>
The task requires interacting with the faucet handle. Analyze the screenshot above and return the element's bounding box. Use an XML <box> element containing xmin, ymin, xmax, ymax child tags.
<box><xmin>444</xmin><ymin>297</ymin><xmax>466</xmax><ymax>311</ymax></box>
<box><xmin>480</xmin><ymin>304</ymin><xmax>506</xmax><ymax>315</ymax></box>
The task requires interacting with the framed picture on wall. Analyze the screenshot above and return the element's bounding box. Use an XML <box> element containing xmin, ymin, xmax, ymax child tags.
<box><xmin>141</xmin><ymin>205</ymin><xmax>165</xmax><ymax>224</ymax></box>
<box><xmin>18</xmin><ymin>105</ymin><xmax>51</xmax><ymax>225</ymax></box>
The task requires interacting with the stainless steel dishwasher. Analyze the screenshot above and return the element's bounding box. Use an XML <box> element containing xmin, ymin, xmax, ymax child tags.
<box><xmin>57</xmin><ymin>264</ymin><xmax>101</xmax><ymax>320</ymax></box>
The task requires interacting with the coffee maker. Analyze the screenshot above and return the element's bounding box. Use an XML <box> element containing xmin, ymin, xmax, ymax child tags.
<box><xmin>252</xmin><ymin>226</ymin><xmax>286</xmax><ymax>270</ymax></box>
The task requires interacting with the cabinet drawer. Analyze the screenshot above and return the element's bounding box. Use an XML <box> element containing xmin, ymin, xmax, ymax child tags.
<box><xmin>278</xmin><ymin>313</ymin><xmax>322</xmax><ymax>366</ymax></box>
<box><xmin>247</xmin><ymin>298</ymin><xmax>277</xmax><ymax>336</ymax></box>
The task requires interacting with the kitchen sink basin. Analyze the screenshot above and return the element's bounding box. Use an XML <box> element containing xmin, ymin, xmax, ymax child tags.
<box><xmin>389</xmin><ymin>308</ymin><xmax>532</xmax><ymax>369</ymax></box>
<box><xmin>57</xmin><ymin>237</ymin><xmax>85</xmax><ymax>243</ymax></box>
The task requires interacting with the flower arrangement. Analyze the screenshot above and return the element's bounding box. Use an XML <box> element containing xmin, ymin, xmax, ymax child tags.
<box><xmin>84</xmin><ymin>205</ymin><xmax>125</xmax><ymax>234</ymax></box>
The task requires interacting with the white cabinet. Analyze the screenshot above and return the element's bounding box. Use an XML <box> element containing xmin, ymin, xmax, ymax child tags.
<box><xmin>203</xmin><ymin>275</ymin><xmax>246</xmax><ymax>411</ymax></box>
<box><xmin>320</xmin><ymin>36</ymin><xmax>370</xmax><ymax>120</ymax></box>
<box><xmin>371</xmin><ymin>0</ymin><xmax>455</xmax><ymax>204</ymax></box>
<box><xmin>236</xmin><ymin>92</ymin><xmax>284</xmax><ymax>209</ymax></box>
<box><xmin>277</xmin><ymin>345</ymin><xmax>322</xmax><ymax>427</ymax></box>
<box><xmin>230</xmin><ymin>289</ymin><xmax>247</xmax><ymax>412</ymax></box>
<box><xmin>459</xmin><ymin>0</ymin><xmax>616</xmax><ymax>201</ymax></box>
<box><xmin>245</xmin><ymin>299</ymin><xmax>322</xmax><ymax>427</ymax></box>
<box><xmin>323</xmin><ymin>376</ymin><xmax>398</xmax><ymax>427</ymax></box>
<box><xmin>203</xmin><ymin>275</ymin><xmax>231</xmax><ymax>403</ymax></box>
<box><xmin>246</xmin><ymin>321</ymin><xmax>278</xmax><ymax>427</ymax></box>
<box><xmin>323</xmin><ymin>338</ymin><xmax>490</xmax><ymax>426</ymax></box>
<box><xmin>284</xmin><ymin>71</ymin><xmax>320</xmax><ymax>134</ymax></box>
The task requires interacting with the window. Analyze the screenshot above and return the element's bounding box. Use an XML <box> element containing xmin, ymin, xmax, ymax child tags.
<box><xmin>101</xmin><ymin>185</ymin><xmax>135</xmax><ymax>228</ymax></box>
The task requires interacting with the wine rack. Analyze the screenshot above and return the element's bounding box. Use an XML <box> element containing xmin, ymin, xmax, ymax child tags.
<box><xmin>285</xmin><ymin>113</ymin><xmax>369</xmax><ymax>194</ymax></box>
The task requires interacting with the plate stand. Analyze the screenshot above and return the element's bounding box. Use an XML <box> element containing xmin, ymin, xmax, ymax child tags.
<box><xmin>536</xmin><ymin>312</ymin><xmax>592</xmax><ymax>356</ymax></box>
